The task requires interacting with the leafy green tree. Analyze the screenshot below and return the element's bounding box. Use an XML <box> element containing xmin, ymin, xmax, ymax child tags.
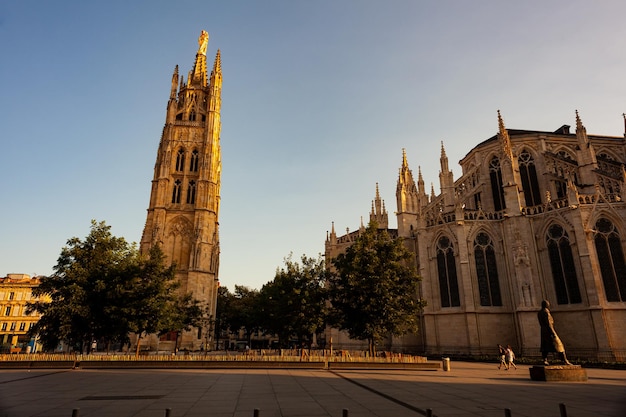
<box><xmin>215</xmin><ymin>286</ymin><xmax>234</xmax><ymax>349</ymax></box>
<box><xmin>215</xmin><ymin>285</ymin><xmax>260</xmax><ymax>348</ymax></box>
<box><xmin>126</xmin><ymin>244</ymin><xmax>204</xmax><ymax>355</ymax></box>
<box><xmin>28</xmin><ymin>220</ymin><xmax>203</xmax><ymax>353</ymax></box>
<box><xmin>257</xmin><ymin>254</ymin><xmax>328</xmax><ymax>348</ymax></box>
<box><xmin>327</xmin><ymin>222</ymin><xmax>425</xmax><ymax>356</ymax></box>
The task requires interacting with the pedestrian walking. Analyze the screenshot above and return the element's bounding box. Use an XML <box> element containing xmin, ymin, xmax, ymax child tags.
<box><xmin>497</xmin><ymin>344</ymin><xmax>506</xmax><ymax>369</ymax></box>
<box><xmin>505</xmin><ymin>345</ymin><xmax>517</xmax><ymax>370</ymax></box>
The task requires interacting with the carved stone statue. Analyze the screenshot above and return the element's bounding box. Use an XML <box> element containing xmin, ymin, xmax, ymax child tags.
<box><xmin>198</xmin><ymin>30</ymin><xmax>209</xmax><ymax>55</ymax></box>
<box><xmin>538</xmin><ymin>300</ymin><xmax>571</xmax><ymax>365</ymax></box>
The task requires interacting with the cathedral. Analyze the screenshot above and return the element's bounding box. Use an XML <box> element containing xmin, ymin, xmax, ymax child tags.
<box><xmin>326</xmin><ymin>111</ymin><xmax>626</xmax><ymax>361</ymax></box>
<box><xmin>140</xmin><ymin>31</ymin><xmax>221</xmax><ymax>350</ymax></box>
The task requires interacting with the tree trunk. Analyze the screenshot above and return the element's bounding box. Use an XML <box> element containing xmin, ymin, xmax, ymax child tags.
<box><xmin>135</xmin><ymin>334</ymin><xmax>142</xmax><ymax>357</ymax></box>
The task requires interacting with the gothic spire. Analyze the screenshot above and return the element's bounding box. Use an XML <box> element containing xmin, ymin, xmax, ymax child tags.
<box><xmin>212</xmin><ymin>49</ymin><xmax>222</xmax><ymax>77</ymax></box>
<box><xmin>170</xmin><ymin>65</ymin><xmax>179</xmax><ymax>100</ymax></box>
<box><xmin>417</xmin><ymin>166</ymin><xmax>426</xmax><ymax>201</ymax></box>
<box><xmin>208</xmin><ymin>50</ymin><xmax>222</xmax><ymax>113</ymax></box>
<box><xmin>440</xmin><ymin>141</ymin><xmax>449</xmax><ymax>173</ymax></box>
<box><xmin>498</xmin><ymin>110</ymin><xmax>513</xmax><ymax>161</ymax></box>
<box><xmin>396</xmin><ymin>148</ymin><xmax>418</xmax><ymax>215</ymax></box>
<box><xmin>576</xmin><ymin>109</ymin><xmax>589</xmax><ymax>147</ymax></box>
<box><xmin>189</xmin><ymin>31</ymin><xmax>209</xmax><ymax>87</ymax></box>
<box><xmin>370</xmin><ymin>183</ymin><xmax>388</xmax><ymax>229</ymax></box>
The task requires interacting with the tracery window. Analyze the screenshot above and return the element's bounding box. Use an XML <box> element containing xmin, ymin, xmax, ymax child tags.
<box><xmin>186</xmin><ymin>180</ymin><xmax>196</xmax><ymax>204</ymax></box>
<box><xmin>519</xmin><ymin>150</ymin><xmax>542</xmax><ymax>206</ymax></box>
<box><xmin>489</xmin><ymin>157</ymin><xmax>506</xmax><ymax>211</ymax></box>
<box><xmin>555</xmin><ymin>180</ymin><xmax>567</xmax><ymax>200</ymax></box>
<box><xmin>190</xmin><ymin>149</ymin><xmax>199</xmax><ymax>172</ymax></box>
<box><xmin>474</xmin><ymin>232</ymin><xmax>502</xmax><ymax>306</ymax></box>
<box><xmin>473</xmin><ymin>193</ymin><xmax>482</xmax><ymax>210</ymax></box>
<box><xmin>436</xmin><ymin>236</ymin><xmax>460</xmax><ymax>307</ymax></box>
<box><xmin>594</xmin><ymin>218</ymin><xmax>626</xmax><ymax>302</ymax></box>
<box><xmin>556</xmin><ymin>150</ymin><xmax>576</xmax><ymax>162</ymax></box>
<box><xmin>175</xmin><ymin>149</ymin><xmax>185</xmax><ymax>172</ymax></box>
<box><xmin>554</xmin><ymin>150</ymin><xmax>578</xmax><ymax>198</ymax></box>
<box><xmin>171</xmin><ymin>179</ymin><xmax>182</xmax><ymax>204</ymax></box>
<box><xmin>546</xmin><ymin>224</ymin><xmax>581</xmax><ymax>304</ymax></box>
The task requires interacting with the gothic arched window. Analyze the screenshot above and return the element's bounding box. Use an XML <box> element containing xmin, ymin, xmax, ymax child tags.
<box><xmin>519</xmin><ymin>150</ymin><xmax>542</xmax><ymax>207</ymax></box>
<box><xmin>190</xmin><ymin>149</ymin><xmax>199</xmax><ymax>172</ymax></box>
<box><xmin>594</xmin><ymin>218</ymin><xmax>626</xmax><ymax>302</ymax></box>
<box><xmin>436</xmin><ymin>236</ymin><xmax>460</xmax><ymax>307</ymax></box>
<box><xmin>489</xmin><ymin>157</ymin><xmax>506</xmax><ymax>211</ymax></box>
<box><xmin>175</xmin><ymin>149</ymin><xmax>185</xmax><ymax>172</ymax></box>
<box><xmin>546</xmin><ymin>224</ymin><xmax>581</xmax><ymax>304</ymax></box>
<box><xmin>474</xmin><ymin>232</ymin><xmax>502</xmax><ymax>306</ymax></box>
<box><xmin>186</xmin><ymin>180</ymin><xmax>196</xmax><ymax>204</ymax></box>
<box><xmin>171</xmin><ymin>179</ymin><xmax>182</xmax><ymax>204</ymax></box>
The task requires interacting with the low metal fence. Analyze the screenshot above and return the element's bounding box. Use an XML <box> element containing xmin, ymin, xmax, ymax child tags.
<box><xmin>68</xmin><ymin>403</ymin><xmax>574</xmax><ymax>417</ymax></box>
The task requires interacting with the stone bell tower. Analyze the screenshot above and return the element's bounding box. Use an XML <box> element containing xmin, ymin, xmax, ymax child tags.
<box><xmin>140</xmin><ymin>30</ymin><xmax>222</xmax><ymax>350</ymax></box>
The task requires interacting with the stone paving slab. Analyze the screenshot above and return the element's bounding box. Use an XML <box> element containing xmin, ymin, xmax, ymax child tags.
<box><xmin>0</xmin><ymin>361</ymin><xmax>624</xmax><ymax>417</ymax></box>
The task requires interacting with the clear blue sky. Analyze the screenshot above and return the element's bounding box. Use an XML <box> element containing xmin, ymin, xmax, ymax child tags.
<box><xmin>2</xmin><ymin>1</ymin><xmax>625</xmax><ymax>291</ymax></box>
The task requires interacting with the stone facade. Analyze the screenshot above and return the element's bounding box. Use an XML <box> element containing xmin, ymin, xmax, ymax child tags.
<box><xmin>140</xmin><ymin>31</ymin><xmax>221</xmax><ymax>350</ymax></box>
<box><xmin>326</xmin><ymin>111</ymin><xmax>626</xmax><ymax>361</ymax></box>
<box><xmin>0</xmin><ymin>274</ymin><xmax>47</xmax><ymax>352</ymax></box>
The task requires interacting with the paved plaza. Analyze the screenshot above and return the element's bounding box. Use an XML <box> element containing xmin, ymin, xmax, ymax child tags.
<box><xmin>0</xmin><ymin>361</ymin><xmax>624</xmax><ymax>417</ymax></box>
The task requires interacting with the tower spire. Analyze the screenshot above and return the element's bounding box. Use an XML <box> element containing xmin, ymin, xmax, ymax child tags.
<box><xmin>370</xmin><ymin>183</ymin><xmax>388</xmax><ymax>229</ymax></box>
<box><xmin>170</xmin><ymin>65</ymin><xmax>179</xmax><ymax>100</ymax></box>
<box><xmin>189</xmin><ymin>30</ymin><xmax>209</xmax><ymax>87</ymax></box>
<box><xmin>140</xmin><ymin>30</ymin><xmax>222</xmax><ymax>351</ymax></box>
<box><xmin>418</xmin><ymin>166</ymin><xmax>425</xmax><ymax>195</ymax></box>
<box><xmin>498</xmin><ymin>110</ymin><xmax>513</xmax><ymax>161</ymax></box>
<box><xmin>208</xmin><ymin>50</ymin><xmax>222</xmax><ymax>114</ymax></box>
<box><xmin>439</xmin><ymin>141</ymin><xmax>454</xmax><ymax>207</ymax></box>
<box><xmin>576</xmin><ymin>109</ymin><xmax>589</xmax><ymax>147</ymax></box>
<box><xmin>440</xmin><ymin>141</ymin><xmax>449</xmax><ymax>172</ymax></box>
<box><xmin>395</xmin><ymin>148</ymin><xmax>420</xmax><ymax>237</ymax></box>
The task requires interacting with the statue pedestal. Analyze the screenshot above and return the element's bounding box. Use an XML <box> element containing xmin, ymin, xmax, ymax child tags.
<box><xmin>529</xmin><ymin>365</ymin><xmax>587</xmax><ymax>382</ymax></box>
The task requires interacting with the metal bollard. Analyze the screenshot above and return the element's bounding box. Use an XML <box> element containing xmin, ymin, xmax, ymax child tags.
<box><xmin>559</xmin><ymin>403</ymin><xmax>567</xmax><ymax>417</ymax></box>
<box><xmin>504</xmin><ymin>408</ymin><xmax>512</xmax><ymax>417</ymax></box>
<box><xmin>426</xmin><ymin>408</ymin><xmax>433</xmax><ymax>417</ymax></box>
<box><xmin>342</xmin><ymin>409</ymin><xmax>349</xmax><ymax>417</ymax></box>
<box><xmin>253</xmin><ymin>408</ymin><xmax>260</xmax><ymax>417</ymax></box>
<box><xmin>72</xmin><ymin>409</ymin><xmax>79</xmax><ymax>417</ymax></box>
<box><xmin>165</xmin><ymin>408</ymin><xmax>171</xmax><ymax>417</ymax></box>
<box><xmin>442</xmin><ymin>357</ymin><xmax>451</xmax><ymax>371</ymax></box>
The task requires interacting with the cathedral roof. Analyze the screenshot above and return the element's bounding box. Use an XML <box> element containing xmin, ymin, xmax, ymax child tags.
<box><xmin>461</xmin><ymin>125</ymin><xmax>624</xmax><ymax>164</ymax></box>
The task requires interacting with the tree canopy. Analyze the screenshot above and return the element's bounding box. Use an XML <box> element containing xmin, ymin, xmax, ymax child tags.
<box><xmin>327</xmin><ymin>222</ymin><xmax>425</xmax><ymax>355</ymax></box>
<box><xmin>257</xmin><ymin>254</ymin><xmax>328</xmax><ymax>347</ymax></box>
<box><xmin>28</xmin><ymin>220</ymin><xmax>203</xmax><ymax>352</ymax></box>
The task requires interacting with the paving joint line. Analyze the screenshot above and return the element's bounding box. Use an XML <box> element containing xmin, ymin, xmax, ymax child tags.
<box><xmin>329</xmin><ymin>370</ymin><xmax>435</xmax><ymax>417</ymax></box>
<box><xmin>0</xmin><ymin>370</ymin><xmax>70</xmax><ymax>385</ymax></box>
